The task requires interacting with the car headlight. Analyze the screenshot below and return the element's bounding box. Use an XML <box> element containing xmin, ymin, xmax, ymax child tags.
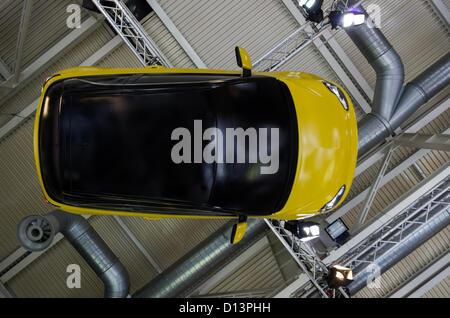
<box><xmin>319</xmin><ymin>185</ymin><xmax>346</xmax><ymax>213</ymax></box>
<box><xmin>322</xmin><ymin>81</ymin><xmax>349</xmax><ymax>111</ymax></box>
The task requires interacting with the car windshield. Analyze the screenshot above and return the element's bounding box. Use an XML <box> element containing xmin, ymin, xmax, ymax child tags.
<box><xmin>39</xmin><ymin>74</ymin><xmax>298</xmax><ymax>216</ymax></box>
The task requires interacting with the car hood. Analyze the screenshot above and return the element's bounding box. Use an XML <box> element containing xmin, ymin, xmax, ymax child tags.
<box><xmin>273</xmin><ymin>76</ymin><xmax>358</xmax><ymax>219</ymax></box>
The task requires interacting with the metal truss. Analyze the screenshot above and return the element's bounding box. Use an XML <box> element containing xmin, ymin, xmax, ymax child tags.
<box><xmin>395</xmin><ymin>133</ymin><xmax>450</xmax><ymax>152</ymax></box>
<box><xmin>264</xmin><ymin>219</ymin><xmax>349</xmax><ymax>298</ymax></box>
<box><xmin>336</xmin><ymin>176</ymin><xmax>450</xmax><ymax>273</ymax></box>
<box><xmin>275</xmin><ymin>167</ymin><xmax>450</xmax><ymax>298</ymax></box>
<box><xmin>91</xmin><ymin>0</ymin><xmax>172</xmax><ymax>67</ymax></box>
<box><xmin>253</xmin><ymin>0</ymin><xmax>365</xmax><ymax>72</ymax></box>
<box><xmin>253</xmin><ymin>21</ymin><xmax>330</xmax><ymax>72</ymax></box>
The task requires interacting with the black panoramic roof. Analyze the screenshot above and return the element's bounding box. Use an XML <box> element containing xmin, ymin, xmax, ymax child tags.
<box><xmin>38</xmin><ymin>73</ymin><xmax>298</xmax><ymax>216</ymax></box>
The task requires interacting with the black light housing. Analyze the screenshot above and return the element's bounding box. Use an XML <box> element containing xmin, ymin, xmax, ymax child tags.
<box><xmin>83</xmin><ymin>0</ymin><xmax>153</xmax><ymax>21</ymax></box>
<box><xmin>284</xmin><ymin>221</ymin><xmax>321</xmax><ymax>242</ymax></box>
<box><xmin>326</xmin><ymin>265</ymin><xmax>354</xmax><ymax>289</ymax></box>
<box><xmin>325</xmin><ymin>218</ymin><xmax>350</xmax><ymax>246</ymax></box>
<box><xmin>298</xmin><ymin>0</ymin><xmax>324</xmax><ymax>23</ymax></box>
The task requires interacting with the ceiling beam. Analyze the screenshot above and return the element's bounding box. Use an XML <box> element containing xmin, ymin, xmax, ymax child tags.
<box><xmin>188</xmin><ymin>236</ymin><xmax>270</xmax><ymax>297</ymax></box>
<box><xmin>389</xmin><ymin>250</ymin><xmax>450</xmax><ymax>298</ymax></box>
<box><xmin>92</xmin><ymin>0</ymin><xmax>172</xmax><ymax>67</ymax></box>
<box><xmin>0</xmin><ymin>16</ymin><xmax>103</xmax><ymax>102</ymax></box>
<box><xmin>395</xmin><ymin>133</ymin><xmax>450</xmax><ymax>152</ymax></box>
<box><xmin>354</xmin><ymin>98</ymin><xmax>450</xmax><ymax>177</ymax></box>
<box><xmin>13</xmin><ymin>0</ymin><xmax>34</xmax><ymax>84</ymax></box>
<box><xmin>280</xmin><ymin>162</ymin><xmax>450</xmax><ymax>297</ymax></box>
<box><xmin>113</xmin><ymin>216</ymin><xmax>163</xmax><ymax>274</ymax></box>
<box><xmin>407</xmin><ymin>262</ymin><xmax>450</xmax><ymax>298</ymax></box>
<box><xmin>0</xmin><ymin>281</ymin><xmax>14</xmax><ymax>298</ymax></box>
<box><xmin>273</xmin><ymin>274</ymin><xmax>310</xmax><ymax>298</ymax></box>
<box><xmin>0</xmin><ymin>58</ymin><xmax>11</xmax><ymax>80</ymax></box>
<box><xmin>0</xmin><ymin>35</ymin><xmax>122</xmax><ymax>141</ymax></box>
<box><xmin>429</xmin><ymin>0</ymin><xmax>450</xmax><ymax>32</ymax></box>
<box><xmin>323</xmin><ymin>163</ymin><xmax>450</xmax><ymax>265</ymax></box>
<box><xmin>145</xmin><ymin>0</ymin><xmax>207</xmax><ymax>68</ymax></box>
<box><xmin>278</xmin><ymin>166</ymin><xmax>449</xmax><ymax>298</ymax></box>
<box><xmin>325</xmin><ymin>138</ymin><xmax>448</xmax><ymax>224</ymax></box>
<box><xmin>321</xmin><ymin>30</ymin><xmax>374</xmax><ymax>101</ymax></box>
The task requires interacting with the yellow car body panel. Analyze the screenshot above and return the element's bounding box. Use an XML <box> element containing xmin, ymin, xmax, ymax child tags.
<box><xmin>271</xmin><ymin>72</ymin><xmax>358</xmax><ymax>220</ymax></box>
<box><xmin>34</xmin><ymin>66</ymin><xmax>357</xmax><ymax>221</ymax></box>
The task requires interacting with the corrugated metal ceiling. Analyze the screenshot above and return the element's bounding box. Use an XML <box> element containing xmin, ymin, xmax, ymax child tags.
<box><xmin>0</xmin><ymin>0</ymin><xmax>448</xmax><ymax>298</ymax></box>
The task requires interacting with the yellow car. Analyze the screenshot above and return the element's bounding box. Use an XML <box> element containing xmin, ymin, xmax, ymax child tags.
<box><xmin>35</xmin><ymin>47</ymin><xmax>358</xmax><ymax>242</ymax></box>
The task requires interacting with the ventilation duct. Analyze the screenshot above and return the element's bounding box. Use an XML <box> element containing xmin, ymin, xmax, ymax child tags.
<box><xmin>390</xmin><ymin>52</ymin><xmax>450</xmax><ymax>129</ymax></box>
<box><xmin>17</xmin><ymin>210</ymin><xmax>130</xmax><ymax>298</ymax></box>
<box><xmin>140</xmin><ymin>3</ymin><xmax>450</xmax><ymax>299</ymax></box>
<box><xmin>127</xmin><ymin>3</ymin><xmax>450</xmax><ymax>299</ymax></box>
<box><xmin>345</xmin><ymin>14</ymin><xmax>405</xmax><ymax>122</ymax></box>
<box><xmin>15</xmin><ymin>2</ymin><xmax>450</xmax><ymax>300</ymax></box>
<box><xmin>344</xmin><ymin>2</ymin><xmax>450</xmax><ymax>157</ymax></box>
<box><xmin>133</xmin><ymin>219</ymin><xmax>266</xmax><ymax>298</ymax></box>
<box><xmin>347</xmin><ymin>203</ymin><xmax>450</xmax><ymax>295</ymax></box>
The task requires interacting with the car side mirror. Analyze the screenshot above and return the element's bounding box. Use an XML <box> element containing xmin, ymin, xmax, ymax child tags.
<box><xmin>230</xmin><ymin>216</ymin><xmax>248</xmax><ymax>244</ymax></box>
<box><xmin>235</xmin><ymin>46</ymin><xmax>252</xmax><ymax>78</ymax></box>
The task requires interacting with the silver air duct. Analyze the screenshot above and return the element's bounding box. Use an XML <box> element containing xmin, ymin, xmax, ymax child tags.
<box><xmin>344</xmin><ymin>2</ymin><xmax>450</xmax><ymax>157</ymax></box>
<box><xmin>15</xmin><ymin>2</ymin><xmax>449</xmax><ymax>300</ymax></box>
<box><xmin>130</xmin><ymin>3</ymin><xmax>450</xmax><ymax>298</ymax></box>
<box><xmin>346</xmin><ymin>15</ymin><xmax>405</xmax><ymax>122</ymax></box>
<box><xmin>390</xmin><ymin>52</ymin><xmax>450</xmax><ymax>129</ymax></box>
<box><xmin>17</xmin><ymin>210</ymin><xmax>130</xmax><ymax>298</ymax></box>
<box><xmin>347</xmin><ymin>204</ymin><xmax>450</xmax><ymax>295</ymax></box>
<box><xmin>344</xmin><ymin>10</ymin><xmax>404</xmax><ymax>156</ymax></box>
<box><xmin>133</xmin><ymin>219</ymin><xmax>266</xmax><ymax>298</ymax></box>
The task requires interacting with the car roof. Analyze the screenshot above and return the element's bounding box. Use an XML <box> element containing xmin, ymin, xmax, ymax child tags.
<box><xmin>39</xmin><ymin>74</ymin><xmax>298</xmax><ymax>216</ymax></box>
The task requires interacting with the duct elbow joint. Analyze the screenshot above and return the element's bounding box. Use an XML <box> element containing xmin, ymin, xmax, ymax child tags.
<box><xmin>102</xmin><ymin>261</ymin><xmax>130</xmax><ymax>298</ymax></box>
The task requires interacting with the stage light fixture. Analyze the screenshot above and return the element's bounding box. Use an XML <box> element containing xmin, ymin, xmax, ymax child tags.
<box><xmin>298</xmin><ymin>0</ymin><xmax>325</xmax><ymax>23</ymax></box>
<box><xmin>329</xmin><ymin>10</ymin><xmax>366</xmax><ymax>29</ymax></box>
<box><xmin>284</xmin><ymin>221</ymin><xmax>321</xmax><ymax>242</ymax></box>
<box><xmin>326</xmin><ymin>264</ymin><xmax>354</xmax><ymax>288</ymax></box>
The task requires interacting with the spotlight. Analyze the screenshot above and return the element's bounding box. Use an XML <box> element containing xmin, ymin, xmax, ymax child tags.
<box><xmin>326</xmin><ymin>265</ymin><xmax>354</xmax><ymax>288</ymax></box>
<box><xmin>298</xmin><ymin>0</ymin><xmax>324</xmax><ymax>23</ymax></box>
<box><xmin>343</xmin><ymin>12</ymin><xmax>366</xmax><ymax>27</ymax></box>
<box><xmin>284</xmin><ymin>221</ymin><xmax>321</xmax><ymax>242</ymax></box>
<box><xmin>329</xmin><ymin>11</ymin><xmax>366</xmax><ymax>29</ymax></box>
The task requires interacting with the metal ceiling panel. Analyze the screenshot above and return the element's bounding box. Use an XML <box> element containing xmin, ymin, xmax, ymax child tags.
<box><xmin>7</xmin><ymin>215</ymin><xmax>159</xmax><ymax>297</ymax></box>
<box><xmin>0</xmin><ymin>23</ymin><xmax>115</xmax><ymax>128</ymax></box>
<box><xmin>354</xmin><ymin>228</ymin><xmax>450</xmax><ymax>298</ymax></box>
<box><xmin>158</xmin><ymin>0</ymin><xmax>299</xmax><ymax>69</ymax></box>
